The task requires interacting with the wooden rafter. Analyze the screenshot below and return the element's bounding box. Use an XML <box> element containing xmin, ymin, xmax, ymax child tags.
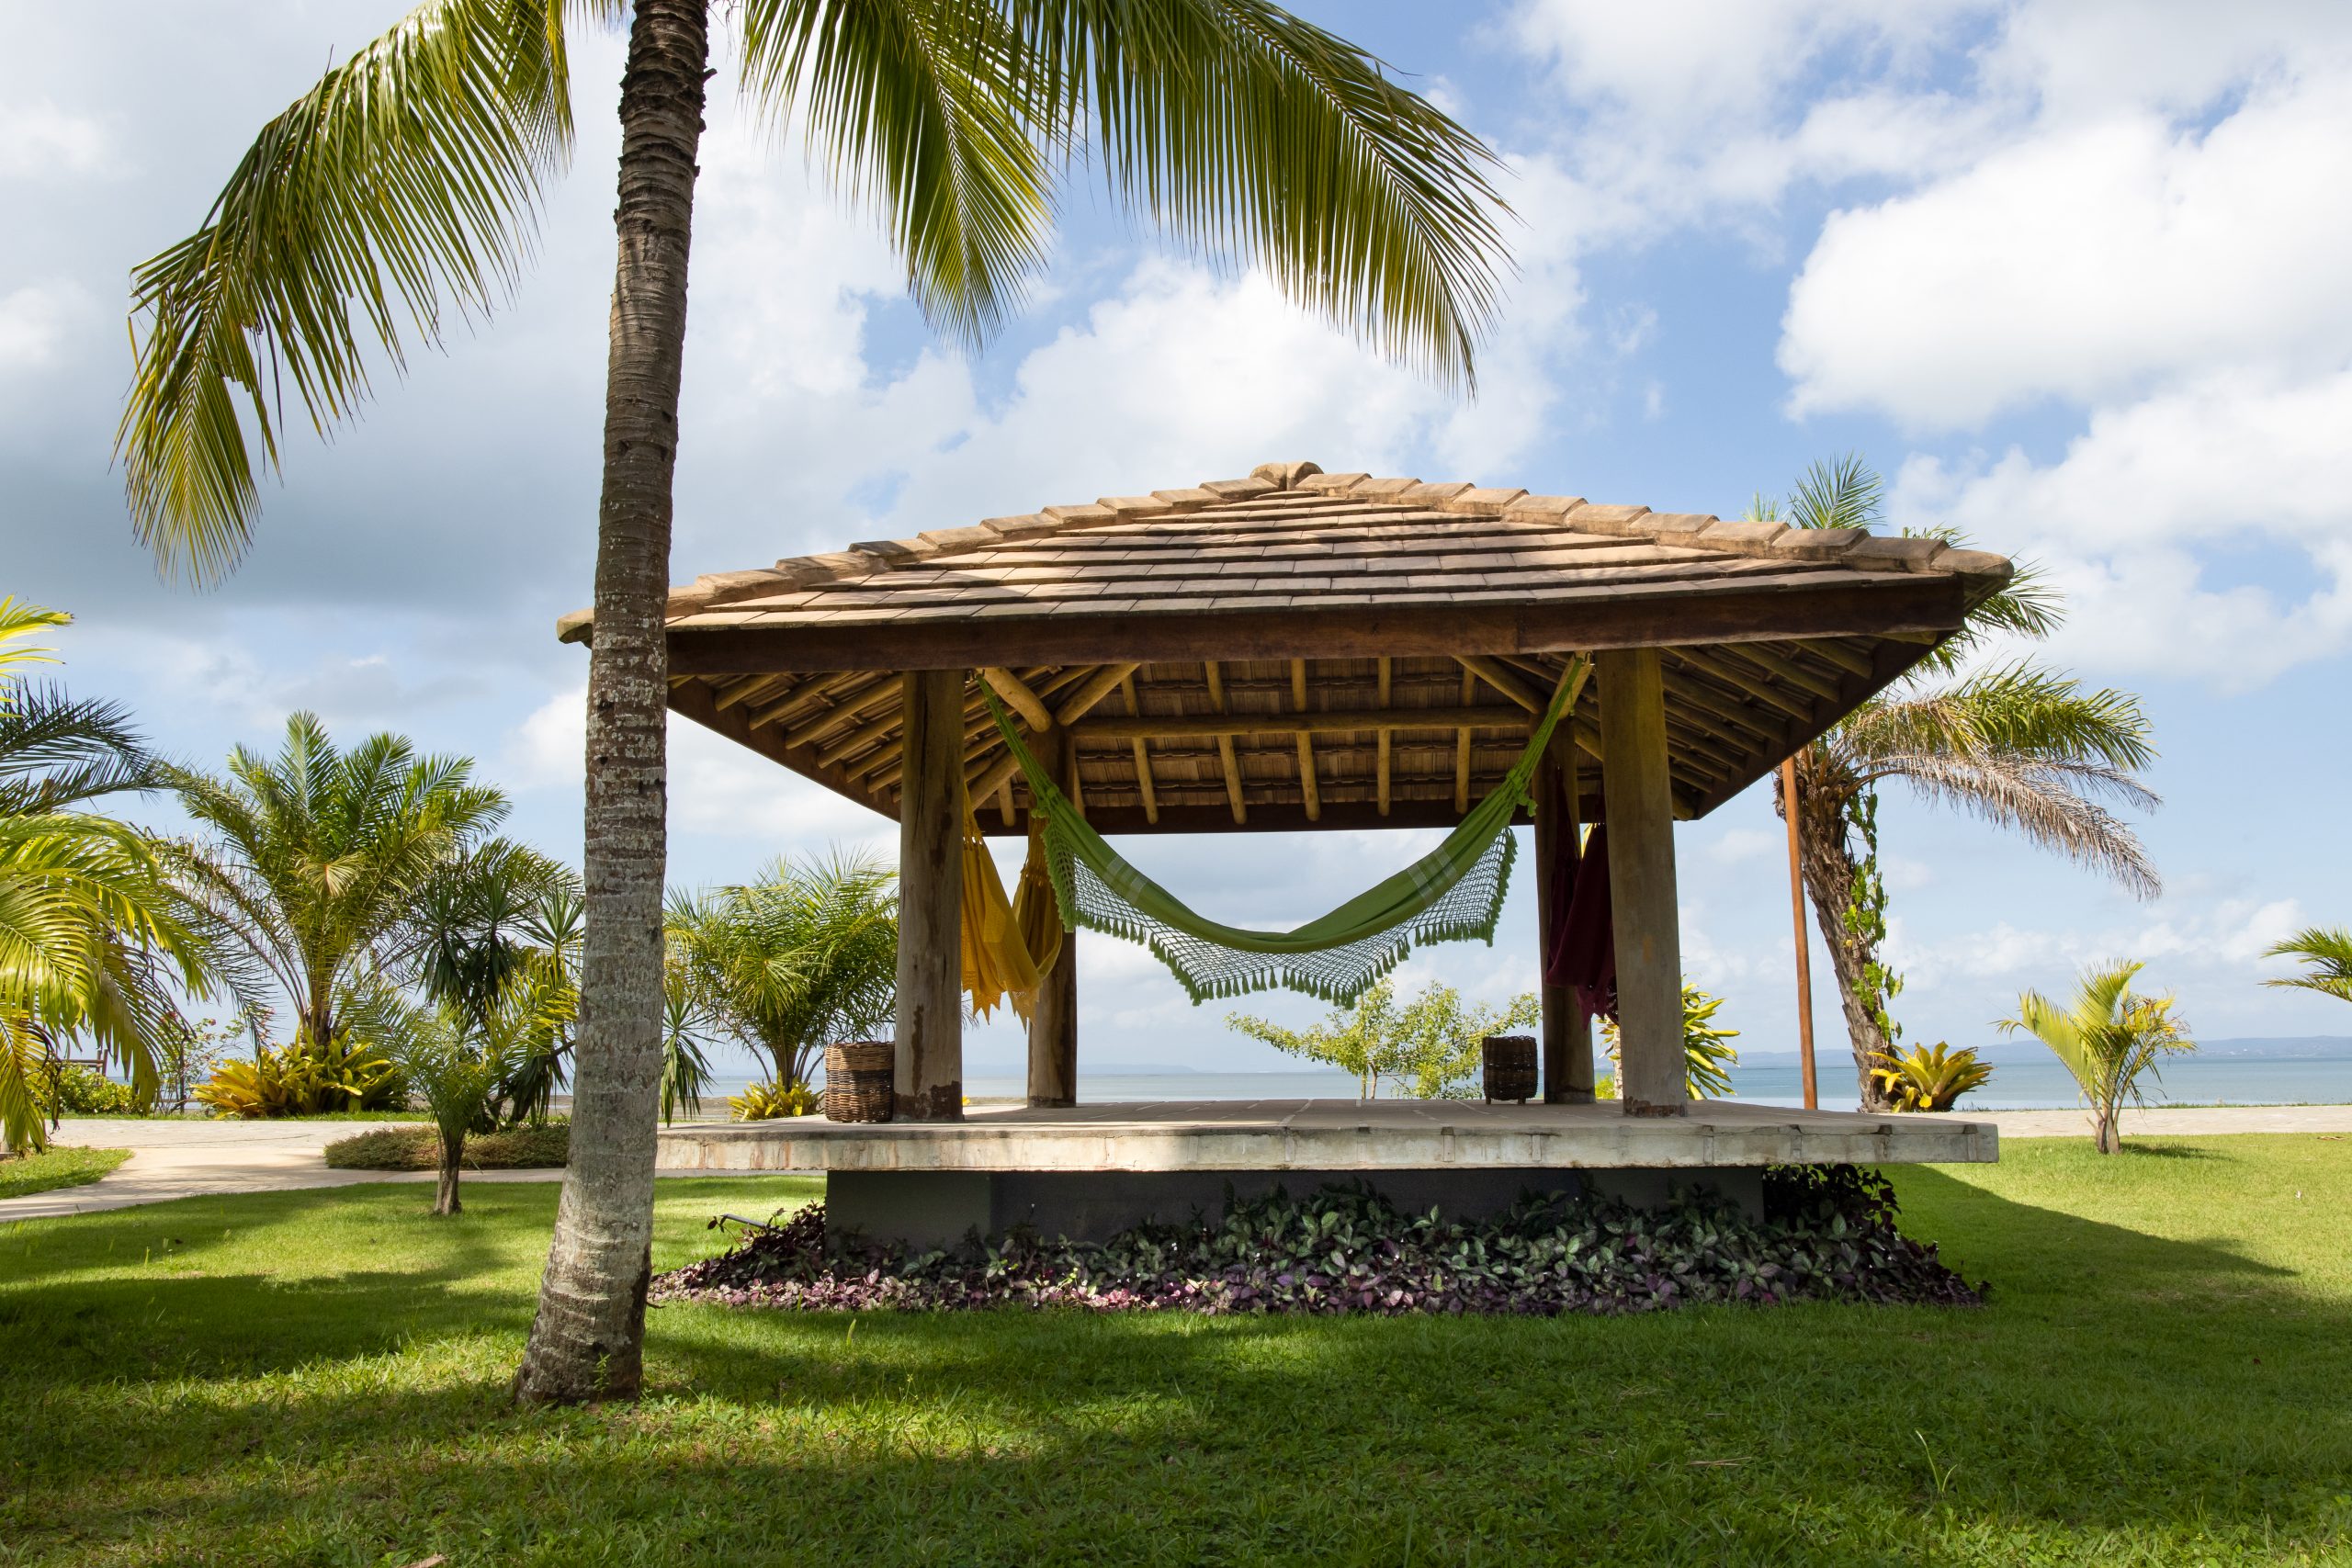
<box><xmin>1454</xmin><ymin>667</ymin><xmax>1475</xmax><ymax>813</ymax></box>
<box><xmin>1375</xmin><ymin>657</ymin><xmax>1392</xmax><ymax>816</ymax></box>
<box><xmin>1290</xmin><ymin>659</ymin><xmax>1319</xmax><ymax>821</ymax></box>
<box><xmin>1121</xmin><ymin>671</ymin><xmax>1159</xmax><ymax>825</ymax></box>
<box><xmin>1205</xmin><ymin>661</ymin><xmax>1247</xmax><ymax>825</ymax></box>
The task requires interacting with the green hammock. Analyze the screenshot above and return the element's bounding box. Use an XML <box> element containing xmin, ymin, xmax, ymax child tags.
<box><xmin>983</xmin><ymin>663</ymin><xmax>1582</xmax><ymax>1005</ymax></box>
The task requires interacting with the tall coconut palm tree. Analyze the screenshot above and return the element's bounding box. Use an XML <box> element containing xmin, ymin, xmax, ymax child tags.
<box><xmin>118</xmin><ymin>0</ymin><xmax>1510</xmax><ymax>1403</ymax></box>
<box><xmin>0</xmin><ymin>602</ymin><xmax>213</xmax><ymax>1154</ymax></box>
<box><xmin>2264</xmin><ymin>928</ymin><xmax>2352</xmax><ymax>1006</ymax></box>
<box><xmin>160</xmin><ymin>713</ymin><xmax>508</xmax><ymax>1070</ymax></box>
<box><xmin>1756</xmin><ymin>459</ymin><xmax>2161</xmax><ymax>1108</ymax></box>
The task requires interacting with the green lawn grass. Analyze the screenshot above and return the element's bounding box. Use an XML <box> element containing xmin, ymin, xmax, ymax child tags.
<box><xmin>3</xmin><ymin>1136</ymin><xmax>2348</xmax><ymax>1565</ymax></box>
<box><xmin>0</xmin><ymin>1147</ymin><xmax>129</xmax><ymax>1201</ymax></box>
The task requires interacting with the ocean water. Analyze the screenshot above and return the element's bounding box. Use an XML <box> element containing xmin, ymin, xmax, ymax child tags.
<box><xmin>747</xmin><ymin>1052</ymin><xmax>2352</xmax><ymax>1112</ymax></box>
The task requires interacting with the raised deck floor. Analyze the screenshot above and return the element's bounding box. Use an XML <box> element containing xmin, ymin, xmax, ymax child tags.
<box><xmin>659</xmin><ymin>1098</ymin><xmax>1997</xmax><ymax>1173</ymax></box>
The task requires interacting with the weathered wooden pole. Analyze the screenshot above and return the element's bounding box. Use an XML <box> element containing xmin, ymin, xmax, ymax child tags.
<box><xmin>1027</xmin><ymin>728</ymin><xmax>1080</xmax><ymax>1107</ymax></box>
<box><xmin>1781</xmin><ymin>757</ymin><xmax>1819</xmax><ymax>1111</ymax></box>
<box><xmin>1537</xmin><ymin>730</ymin><xmax>1594</xmax><ymax>1103</ymax></box>
<box><xmin>1597</xmin><ymin>648</ymin><xmax>1686</xmax><ymax>1116</ymax></box>
<box><xmin>894</xmin><ymin>668</ymin><xmax>966</xmax><ymax>1121</ymax></box>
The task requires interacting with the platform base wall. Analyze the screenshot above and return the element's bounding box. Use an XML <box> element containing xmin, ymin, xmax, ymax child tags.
<box><xmin>825</xmin><ymin>1166</ymin><xmax>1764</xmax><ymax>1251</ymax></box>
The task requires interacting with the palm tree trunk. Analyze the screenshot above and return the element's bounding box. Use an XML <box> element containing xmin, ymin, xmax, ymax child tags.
<box><xmin>434</xmin><ymin>1132</ymin><xmax>465</xmax><ymax>1216</ymax></box>
<box><xmin>1792</xmin><ymin>773</ymin><xmax>1897</xmax><ymax>1111</ymax></box>
<box><xmin>515</xmin><ymin>0</ymin><xmax>708</xmax><ymax>1406</ymax></box>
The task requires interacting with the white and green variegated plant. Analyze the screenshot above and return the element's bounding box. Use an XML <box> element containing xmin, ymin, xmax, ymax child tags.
<box><xmin>119</xmin><ymin>0</ymin><xmax>1512</xmax><ymax>1403</ymax></box>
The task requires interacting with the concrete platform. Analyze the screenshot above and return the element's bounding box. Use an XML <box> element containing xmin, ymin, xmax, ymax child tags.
<box><xmin>658</xmin><ymin>1100</ymin><xmax>1996</xmax><ymax>1247</ymax></box>
<box><xmin>655</xmin><ymin>1097</ymin><xmax>2000</xmax><ymax>1176</ymax></box>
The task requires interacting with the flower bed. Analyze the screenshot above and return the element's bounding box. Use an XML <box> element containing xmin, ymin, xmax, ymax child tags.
<box><xmin>652</xmin><ymin>1164</ymin><xmax>1980</xmax><ymax>1317</ymax></box>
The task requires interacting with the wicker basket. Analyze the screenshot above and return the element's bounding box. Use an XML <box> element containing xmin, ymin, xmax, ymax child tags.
<box><xmin>1482</xmin><ymin>1034</ymin><xmax>1538</xmax><ymax>1104</ymax></box>
<box><xmin>824</xmin><ymin>1040</ymin><xmax>895</xmax><ymax>1123</ymax></box>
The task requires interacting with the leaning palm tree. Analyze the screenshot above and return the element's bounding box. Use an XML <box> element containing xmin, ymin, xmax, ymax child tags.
<box><xmin>120</xmin><ymin>0</ymin><xmax>1509</xmax><ymax>1404</ymax></box>
<box><xmin>1999</xmin><ymin>960</ymin><xmax>2193</xmax><ymax>1153</ymax></box>
<box><xmin>0</xmin><ymin>601</ymin><xmax>213</xmax><ymax>1154</ymax></box>
<box><xmin>2264</xmin><ymin>927</ymin><xmax>2352</xmax><ymax>1006</ymax></box>
<box><xmin>1757</xmin><ymin>459</ymin><xmax>2161</xmax><ymax>1108</ymax></box>
<box><xmin>160</xmin><ymin>714</ymin><xmax>508</xmax><ymax>1073</ymax></box>
<box><xmin>667</xmin><ymin>851</ymin><xmax>899</xmax><ymax>1096</ymax></box>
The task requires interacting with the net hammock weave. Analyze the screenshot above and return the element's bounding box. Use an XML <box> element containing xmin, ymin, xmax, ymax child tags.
<box><xmin>981</xmin><ymin>661</ymin><xmax>1585</xmax><ymax>1006</ymax></box>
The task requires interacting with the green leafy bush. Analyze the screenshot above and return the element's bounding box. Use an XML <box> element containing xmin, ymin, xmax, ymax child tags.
<box><xmin>1871</xmin><ymin>1041</ymin><xmax>1993</xmax><ymax>1111</ymax></box>
<box><xmin>196</xmin><ymin>1035</ymin><xmax>401</xmax><ymax>1119</ymax></box>
<box><xmin>323</xmin><ymin>1119</ymin><xmax>568</xmax><ymax>1170</ymax></box>
<box><xmin>37</xmin><ymin>1065</ymin><xmax>147</xmax><ymax>1117</ymax></box>
<box><xmin>729</xmin><ymin>1080</ymin><xmax>820</xmax><ymax>1120</ymax></box>
<box><xmin>1600</xmin><ymin>982</ymin><xmax>1740</xmax><ymax>1100</ymax></box>
<box><xmin>654</xmin><ymin>1166</ymin><xmax>1978</xmax><ymax>1316</ymax></box>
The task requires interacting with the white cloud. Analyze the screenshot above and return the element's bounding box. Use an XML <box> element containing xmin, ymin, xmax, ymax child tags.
<box><xmin>0</xmin><ymin>103</ymin><xmax>111</xmax><ymax>180</ymax></box>
<box><xmin>1893</xmin><ymin>369</ymin><xmax>2352</xmax><ymax>682</ymax></box>
<box><xmin>0</xmin><ymin>284</ymin><xmax>85</xmax><ymax>373</ymax></box>
<box><xmin>1781</xmin><ymin>83</ymin><xmax>2352</xmax><ymax>427</ymax></box>
<box><xmin>1891</xmin><ymin>894</ymin><xmax>2306</xmax><ymax>995</ymax></box>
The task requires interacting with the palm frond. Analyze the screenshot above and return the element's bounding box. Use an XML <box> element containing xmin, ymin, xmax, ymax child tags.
<box><xmin>0</xmin><ymin>684</ymin><xmax>155</xmax><ymax>816</ymax></box>
<box><xmin>2264</xmin><ymin>926</ymin><xmax>2352</xmax><ymax>1004</ymax></box>
<box><xmin>1785</xmin><ymin>454</ymin><xmax>1883</xmax><ymax>533</ymax></box>
<box><xmin>741</xmin><ymin>0</ymin><xmax>1057</xmax><ymax>349</ymax></box>
<box><xmin>1015</xmin><ymin>0</ymin><xmax>1510</xmax><ymax>387</ymax></box>
<box><xmin>0</xmin><ymin>599</ymin><xmax>72</xmax><ymax>680</ymax></box>
<box><xmin>118</xmin><ymin>0</ymin><xmax>579</xmax><ymax>582</ymax></box>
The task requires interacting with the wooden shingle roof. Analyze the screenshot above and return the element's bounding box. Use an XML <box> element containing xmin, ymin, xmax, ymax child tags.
<box><xmin>564</xmin><ymin>460</ymin><xmax>2011</xmax><ymax>832</ymax></box>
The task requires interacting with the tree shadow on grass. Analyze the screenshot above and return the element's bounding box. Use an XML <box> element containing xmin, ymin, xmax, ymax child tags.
<box><xmin>6</xmin><ymin>1176</ymin><xmax>2350</xmax><ymax>1564</ymax></box>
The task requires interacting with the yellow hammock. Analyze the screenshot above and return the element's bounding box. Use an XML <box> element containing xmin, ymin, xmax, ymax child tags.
<box><xmin>961</xmin><ymin>811</ymin><xmax>1063</xmax><ymax>1023</ymax></box>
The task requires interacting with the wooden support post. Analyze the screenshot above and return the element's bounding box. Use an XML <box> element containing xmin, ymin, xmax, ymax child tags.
<box><xmin>1538</xmin><ymin>730</ymin><xmax>1594</xmax><ymax>1104</ymax></box>
<box><xmin>1782</xmin><ymin>757</ymin><xmax>1819</xmax><ymax>1111</ymax></box>
<box><xmin>1597</xmin><ymin>648</ymin><xmax>1686</xmax><ymax>1117</ymax></box>
<box><xmin>1027</xmin><ymin>727</ymin><xmax>1080</xmax><ymax>1107</ymax></box>
<box><xmin>894</xmin><ymin>668</ymin><xmax>965</xmax><ymax>1121</ymax></box>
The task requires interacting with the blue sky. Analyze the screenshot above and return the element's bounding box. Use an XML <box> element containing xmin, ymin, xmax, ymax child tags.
<box><xmin>6</xmin><ymin>0</ymin><xmax>2349</xmax><ymax>1081</ymax></box>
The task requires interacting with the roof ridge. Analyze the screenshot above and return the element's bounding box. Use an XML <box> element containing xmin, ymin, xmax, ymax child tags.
<box><xmin>560</xmin><ymin>457</ymin><xmax>2008</xmax><ymax>640</ymax></box>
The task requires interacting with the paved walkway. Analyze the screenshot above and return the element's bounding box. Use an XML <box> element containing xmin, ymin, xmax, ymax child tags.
<box><xmin>1981</xmin><ymin>1103</ymin><xmax>2352</xmax><ymax>1138</ymax></box>
<box><xmin>8</xmin><ymin>1104</ymin><xmax>2347</xmax><ymax>1224</ymax></box>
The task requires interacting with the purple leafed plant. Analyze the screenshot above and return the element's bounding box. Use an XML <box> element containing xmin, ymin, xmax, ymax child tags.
<box><xmin>650</xmin><ymin>1165</ymin><xmax>1981</xmax><ymax>1317</ymax></box>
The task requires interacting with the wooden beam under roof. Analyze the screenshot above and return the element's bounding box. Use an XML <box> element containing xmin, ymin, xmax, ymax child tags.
<box><xmin>1290</xmin><ymin>660</ymin><xmax>1319</xmax><ymax>821</ymax></box>
<box><xmin>1121</xmin><ymin>671</ymin><xmax>1159</xmax><ymax>826</ymax></box>
<box><xmin>1205</xmin><ymin>661</ymin><xmax>1247</xmax><ymax>825</ymax></box>
<box><xmin>1375</xmin><ymin>657</ymin><xmax>1392</xmax><ymax>816</ymax></box>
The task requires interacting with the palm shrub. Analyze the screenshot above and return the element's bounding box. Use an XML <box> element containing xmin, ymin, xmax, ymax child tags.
<box><xmin>1999</xmin><ymin>960</ymin><xmax>2194</xmax><ymax>1153</ymax></box>
<box><xmin>123</xmin><ymin>0</ymin><xmax>1511</xmax><ymax>1404</ymax></box>
<box><xmin>194</xmin><ymin>1032</ymin><xmax>398</xmax><ymax>1119</ymax></box>
<box><xmin>1227</xmin><ymin>978</ymin><xmax>1539</xmax><ymax>1100</ymax></box>
<box><xmin>668</xmin><ymin>852</ymin><xmax>898</xmax><ymax>1098</ymax></box>
<box><xmin>2264</xmin><ymin>927</ymin><xmax>2352</xmax><ymax>1006</ymax></box>
<box><xmin>160</xmin><ymin>713</ymin><xmax>507</xmax><ymax>1097</ymax></box>
<box><xmin>728</xmin><ymin>1079</ymin><xmax>821</xmax><ymax>1121</ymax></box>
<box><xmin>0</xmin><ymin>600</ymin><xmax>220</xmax><ymax>1153</ymax></box>
<box><xmin>1755</xmin><ymin>458</ymin><xmax>2159</xmax><ymax>1109</ymax></box>
<box><xmin>1869</xmin><ymin>1041</ymin><xmax>1993</xmax><ymax>1112</ymax></box>
<box><xmin>1600</xmin><ymin>982</ymin><xmax>1739</xmax><ymax>1100</ymax></box>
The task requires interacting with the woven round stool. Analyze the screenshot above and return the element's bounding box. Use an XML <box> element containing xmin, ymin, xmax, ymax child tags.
<box><xmin>823</xmin><ymin>1040</ymin><xmax>895</xmax><ymax>1122</ymax></box>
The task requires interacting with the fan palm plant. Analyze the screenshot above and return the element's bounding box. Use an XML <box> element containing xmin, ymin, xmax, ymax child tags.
<box><xmin>119</xmin><ymin>0</ymin><xmax>1510</xmax><ymax>1403</ymax></box>
<box><xmin>667</xmin><ymin>851</ymin><xmax>899</xmax><ymax>1097</ymax></box>
<box><xmin>2264</xmin><ymin>927</ymin><xmax>2352</xmax><ymax>1006</ymax></box>
<box><xmin>159</xmin><ymin>713</ymin><xmax>507</xmax><ymax>1077</ymax></box>
<box><xmin>0</xmin><ymin>602</ymin><xmax>213</xmax><ymax>1154</ymax></box>
<box><xmin>1758</xmin><ymin>458</ymin><xmax>2160</xmax><ymax>1109</ymax></box>
<box><xmin>1999</xmin><ymin>960</ymin><xmax>2193</xmax><ymax>1153</ymax></box>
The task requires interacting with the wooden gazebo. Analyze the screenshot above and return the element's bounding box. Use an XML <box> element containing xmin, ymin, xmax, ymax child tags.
<box><xmin>569</xmin><ymin>460</ymin><xmax>2010</xmax><ymax>1228</ymax></box>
